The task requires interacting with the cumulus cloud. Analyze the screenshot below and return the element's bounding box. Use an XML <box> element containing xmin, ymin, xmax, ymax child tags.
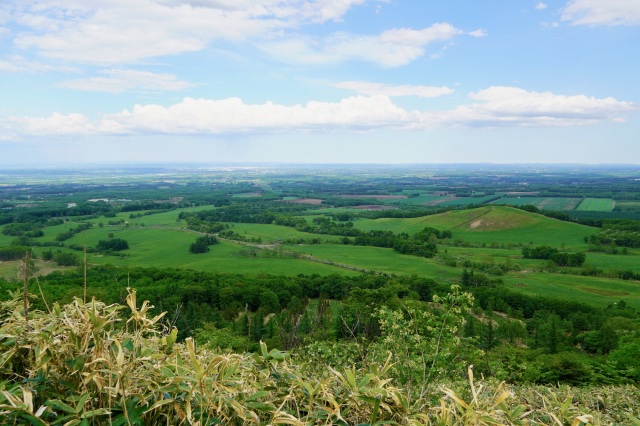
<box><xmin>59</xmin><ymin>69</ymin><xmax>195</xmax><ymax>93</ymax></box>
<box><xmin>6</xmin><ymin>0</ymin><xmax>380</xmax><ymax>65</ymax></box>
<box><xmin>561</xmin><ymin>0</ymin><xmax>640</xmax><ymax>26</ymax></box>
<box><xmin>13</xmin><ymin>1</ymin><xmax>262</xmax><ymax>64</ymax></box>
<box><xmin>4</xmin><ymin>88</ymin><xmax>635</xmax><ymax>139</ymax></box>
<box><xmin>428</xmin><ymin>86</ymin><xmax>636</xmax><ymax>127</ymax></box>
<box><xmin>6</xmin><ymin>96</ymin><xmax>417</xmax><ymax>137</ymax></box>
<box><xmin>468</xmin><ymin>29</ymin><xmax>488</xmax><ymax>37</ymax></box>
<box><xmin>258</xmin><ymin>23</ymin><xmax>464</xmax><ymax>67</ymax></box>
<box><xmin>333</xmin><ymin>81</ymin><xmax>453</xmax><ymax>98</ymax></box>
<box><xmin>12</xmin><ymin>112</ymin><xmax>97</xmax><ymax>136</ymax></box>
<box><xmin>535</xmin><ymin>2</ymin><xmax>548</xmax><ymax>10</ymax></box>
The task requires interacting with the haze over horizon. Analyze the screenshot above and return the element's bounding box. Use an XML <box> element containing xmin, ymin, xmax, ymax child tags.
<box><xmin>1</xmin><ymin>1</ymin><xmax>639</xmax><ymax>165</ymax></box>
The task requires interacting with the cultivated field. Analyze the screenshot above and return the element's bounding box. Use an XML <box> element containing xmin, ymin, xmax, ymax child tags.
<box><xmin>493</xmin><ymin>197</ymin><xmax>582</xmax><ymax>210</ymax></box>
<box><xmin>576</xmin><ymin>198</ymin><xmax>615</xmax><ymax>211</ymax></box>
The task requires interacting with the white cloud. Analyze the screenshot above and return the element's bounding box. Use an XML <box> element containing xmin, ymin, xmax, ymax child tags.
<box><xmin>561</xmin><ymin>0</ymin><xmax>640</xmax><ymax>26</ymax></box>
<box><xmin>7</xmin><ymin>96</ymin><xmax>417</xmax><ymax>137</ymax></box>
<box><xmin>115</xmin><ymin>96</ymin><xmax>417</xmax><ymax>133</ymax></box>
<box><xmin>0</xmin><ymin>55</ymin><xmax>77</xmax><ymax>73</ymax></box>
<box><xmin>6</xmin><ymin>0</ymin><xmax>377</xmax><ymax>65</ymax></box>
<box><xmin>59</xmin><ymin>69</ymin><xmax>195</xmax><ymax>93</ymax></box>
<box><xmin>4</xmin><ymin>88</ymin><xmax>635</xmax><ymax>139</ymax></box>
<box><xmin>13</xmin><ymin>1</ymin><xmax>262</xmax><ymax>65</ymax></box>
<box><xmin>333</xmin><ymin>81</ymin><xmax>453</xmax><ymax>98</ymax></box>
<box><xmin>0</xmin><ymin>59</ymin><xmax>23</xmax><ymax>73</ymax></box>
<box><xmin>468</xmin><ymin>29</ymin><xmax>488</xmax><ymax>37</ymax></box>
<box><xmin>153</xmin><ymin>0</ymin><xmax>368</xmax><ymax>24</ymax></box>
<box><xmin>12</xmin><ymin>112</ymin><xmax>96</xmax><ymax>136</ymax></box>
<box><xmin>535</xmin><ymin>2</ymin><xmax>548</xmax><ymax>10</ymax></box>
<box><xmin>258</xmin><ymin>23</ymin><xmax>464</xmax><ymax>67</ymax></box>
<box><xmin>429</xmin><ymin>86</ymin><xmax>636</xmax><ymax>127</ymax></box>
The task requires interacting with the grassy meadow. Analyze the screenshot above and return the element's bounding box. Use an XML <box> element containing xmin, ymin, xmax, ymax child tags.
<box><xmin>220</xmin><ymin>222</ymin><xmax>344</xmax><ymax>243</ymax></box>
<box><xmin>503</xmin><ymin>272</ymin><xmax>640</xmax><ymax>310</ymax></box>
<box><xmin>3</xmin><ymin>204</ymin><xmax>639</xmax><ymax>311</ymax></box>
<box><xmin>287</xmin><ymin>244</ymin><xmax>460</xmax><ymax>281</ymax></box>
<box><xmin>576</xmin><ymin>198</ymin><xmax>615</xmax><ymax>211</ymax></box>
<box><xmin>353</xmin><ymin>206</ymin><xmax>595</xmax><ymax>249</ymax></box>
<box><xmin>62</xmin><ymin>226</ymin><xmax>354</xmax><ymax>276</ymax></box>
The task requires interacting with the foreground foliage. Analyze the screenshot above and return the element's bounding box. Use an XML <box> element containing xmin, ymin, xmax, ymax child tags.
<box><xmin>1</xmin><ymin>291</ymin><xmax>639</xmax><ymax>425</ymax></box>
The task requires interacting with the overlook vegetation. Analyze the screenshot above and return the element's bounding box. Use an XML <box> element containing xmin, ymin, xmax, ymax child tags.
<box><xmin>0</xmin><ymin>165</ymin><xmax>639</xmax><ymax>424</ymax></box>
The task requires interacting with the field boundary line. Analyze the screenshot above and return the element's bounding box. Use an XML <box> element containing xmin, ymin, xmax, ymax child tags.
<box><xmin>451</xmin><ymin>207</ymin><xmax>493</xmax><ymax>229</ymax></box>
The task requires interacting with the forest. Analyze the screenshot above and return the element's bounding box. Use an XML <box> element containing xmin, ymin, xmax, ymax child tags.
<box><xmin>0</xmin><ymin>164</ymin><xmax>639</xmax><ymax>424</ymax></box>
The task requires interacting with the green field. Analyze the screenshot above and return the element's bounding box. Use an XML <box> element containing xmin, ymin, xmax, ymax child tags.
<box><xmin>585</xmin><ymin>252</ymin><xmax>640</xmax><ymax>273</ymax></box>
<box><xmin>287</xmin><ymin>244</ymin><xmax>460</xmax><ymax>281</ymax></box>
<box><xmin>389</xmin><ymin>195</ymin><xmax>447</xmax><ymax>205</ymax></box>
<box><xmin>391</xmin><ymin>195</ymin><xmax>501</xmax><ymax>207</ymax></box>
<box><xmin>3</xmin><ymin>204</ymin><xmax>639</xmax><ymax>311</ymax></box>
<box><xmin>576</xmin><ymin>198</ymin><xmax>615</xmax><ymax>211</ymax></box>
<box><xmin>436</xmin><ymin>195</ymin><xmax>504</xmax><ymax>206</ymax></box>
<box><xmin>55</xmin><ymin>226</ymin><xmax>352</xmax><ymax>276</ymax></box>
<box><xmin>441</xmin><ymin>245</ymin><xmax>530</xmax><ymax>266</ymax></box>
<box><xmin>221</xmin><ymin>222</ymin><xmax>344</xmax><ymax>243</ymax></box>
<box><xmin>353</xmin><ymin>206</ymin><xmax>595</xmax><ymax>249</ymax></box>
<box><xmin>503</xmin><ymin>272</ymin><xmax>640</xmax><ymax>310</ymax></box>
<box><xmin>493</xmin><ymin>197</ymin><xmax>581</xmax><ymax>211</ymax></box>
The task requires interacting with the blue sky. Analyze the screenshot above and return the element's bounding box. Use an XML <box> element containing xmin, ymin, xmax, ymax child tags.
<box><xmin>0</xmin><ymin>0</ymin><xmax>638</xmax><ymax>165</ymax></box>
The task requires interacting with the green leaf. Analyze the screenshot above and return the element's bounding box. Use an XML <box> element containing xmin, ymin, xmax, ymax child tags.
<box><xmin>81</xmin><ymin>408</ymin><xmax>111</xmax><ymax>419</ymax></box>
<box><xmin>75</xmin><ymin>393</ymin><xmax>90</xmax><ymax>414</ymax></box>
<box><xmin>245</xmin><ymin>401</ymin><xmax>274</xmax><ymax>412</ymax></box>
<box><xmin>246</xmin><ymin>391</ymin><xmax>269</xmax><ymax>402</ymax></box>
<box><xmin>17</xmin><ymin>413</ymin><xmax>49</xmax><ymax>426</ymax></box>
<box><xmin>47</xmin><ymin>399</ymin><xmax>76</xmax><ymax>414</ymax></box>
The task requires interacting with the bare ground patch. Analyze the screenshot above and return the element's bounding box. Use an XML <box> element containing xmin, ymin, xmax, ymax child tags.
<box><xmin>349</xmin><ymin>205</ymin><xmax>398</xmax><ymax>210</ymax></box>
<box><xmin>580</xmin><ymin>287</ymin><xmax>629</xmax><ymax>297</ymax></box>
<box><xmin>425</xmin><ymin>197</ymin><xmax>456</xmax><ymax>206</ymax></box>
<box><xmin>469</xmin><ymin>220</ymin><xmax>483</xmax><ymax>229</ymax></box>
<box><xmin>505</xmin><ymin>192</ymin><xmax>540</xmax><ymax>195</ymax></box>
<box><xmin>281</xmin><ymin>198</ymin><xmax>324</xmax><ymax>205</ymax></box>
<box><xmin>338</xmin><ymin>195</ymin><xmax>407</xmax><ymax>199</ymax></box>
<box><xmin>562</xmin><ymin>198</ymin><xmax>581</xmax><ymax>210</ymax></box>
<box><xmin>233</xmin><ymin>192</ymin><xmax>263</xmax><ymax>198</ymax></box>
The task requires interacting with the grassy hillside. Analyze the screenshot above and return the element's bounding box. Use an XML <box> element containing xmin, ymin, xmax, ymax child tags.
<box><xmin>287</xmin><ymin>244</ymin><xmax>460</xmax><ymax>280</ymax></box>
<box><xmin>354</xmin><ymin>206</ymin><xmax>595</xmax><ymax>249</ymax></box>
<box><xmin>503</xmin><ymin>272</ymin><xmax>640</xmax><ymax>310</ymax></box>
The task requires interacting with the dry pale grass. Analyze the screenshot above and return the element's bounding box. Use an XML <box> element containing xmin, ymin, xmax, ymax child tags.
<box><xmin>0</xmin><ymin>289</ymin><xmax>638</xmax><ymax>425</ymax></box>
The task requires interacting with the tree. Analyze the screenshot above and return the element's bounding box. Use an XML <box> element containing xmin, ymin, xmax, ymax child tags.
<box><xmin>53</xmin><ymin>251</ymin><xmax>80</xmax><ymax>266</ymax></box>
<box><xmin>96</xmin><ymin>238</ymin><xmax>129</xmax><ymax>252</ymax></box>
<box><xmin>189</xmin><ymin>235</ymin><xmax>218</xmax><ymax>254</ymax></box>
